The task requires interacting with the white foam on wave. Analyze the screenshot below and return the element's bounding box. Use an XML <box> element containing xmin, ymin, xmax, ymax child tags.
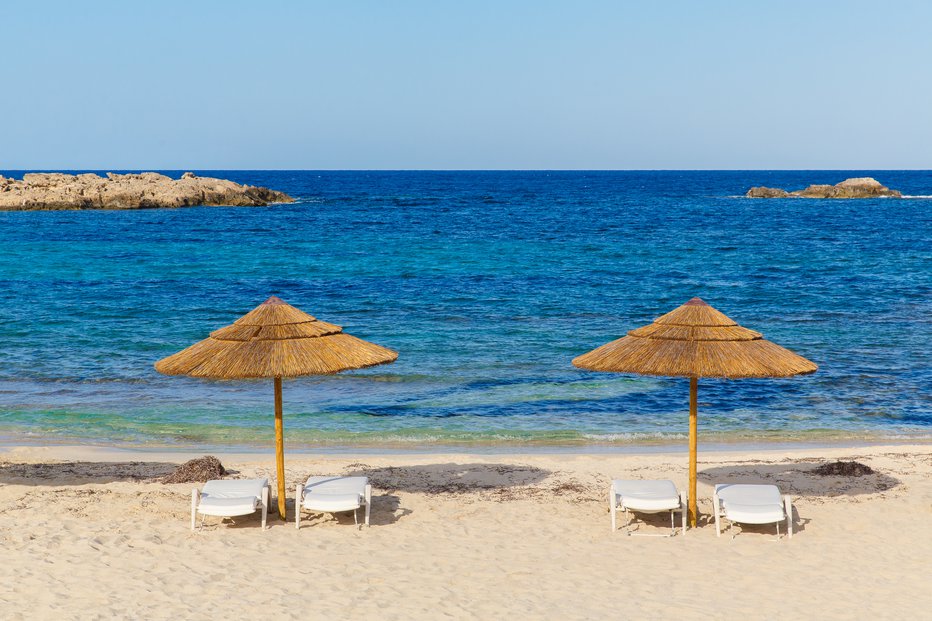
<box><xmin>581</xmin><ymin>432</ymin><xmax>686</xmax><ymax>442</ymax></box>
<box><xmin>901</xmin><ymin>195</ymin><xmax>932</xmax><ymax>199</ymax></box>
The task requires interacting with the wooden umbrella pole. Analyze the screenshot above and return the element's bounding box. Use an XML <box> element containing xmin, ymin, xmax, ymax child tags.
<box><xmin>688</xmin><ymin>377</ymin><xmax>698</xmax><ymax>528</ymax></box>
<box><xmin>274</xmin><ymin>376</ymin><xmax>286</xmax><ymax>520</ymax></box>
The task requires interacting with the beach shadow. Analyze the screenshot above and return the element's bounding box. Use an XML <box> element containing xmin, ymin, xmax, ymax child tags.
<box><xmin>710</xmin><ymin>504</ymin><xmax>813</xmax><ymax>538</ymax></box>
<box><xmin>195</xmin><ymin>511</ymin><xmax>268</xmax><ymax>532</ymax></box>
<box><xmin>342</xmin><ymin>462</ymin><xmax>551</xmax><ymax>495</ymax></box>
<box><xmin>698</xmin><ymin>461</ymin><xmax>900</xmax><ymax>498</ymax></box>
<box><xmin>0</xmin><ymin>461</ymin><xmax>180</xmax><ymax>486</ymax></box>
<box><xmin>618</xmin><ymin>511</ymin><xmax>686</xmax><ymax>536</ymax></box>
<box><xmin>291</xmin><ymin>493</ymin><xmax>410</xmax><ymax>528</ymax></box>
<box><xmin>691</xmin><ymin>460</ymin><xmax>899</xmax><ymax>538</ymax></box>
<box><xmin>718</xmin><ymin>520</ymin><xmax>808</xmax><ymax>539</ymax></box>
<box><xmin>369</xmin><ymin>493</ymin><xmax>411</xmax><ymax>526</ymax></box>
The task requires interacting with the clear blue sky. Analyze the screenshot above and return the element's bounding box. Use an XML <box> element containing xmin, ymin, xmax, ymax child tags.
<box><xmin>3</xmin><ymin>1</ymin><xmax>930</xmax><ymax>169</ymax></box>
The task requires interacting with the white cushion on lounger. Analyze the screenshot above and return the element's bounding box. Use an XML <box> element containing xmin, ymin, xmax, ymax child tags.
<box><xmin>715</xmin><ymin>484</ymin><xmax>785</xmax><ymax>524</ymax></box>
<box><xmin>198</xmin><ymin>478</ymin><xmax>268</xmax><ymax>517</ymax></box>
<box><xmin>302</xmin><ymin>476</ymin><xmax>367</xmax><ymax>512</ymax></box>
<box><xmin>198</xmin><ymin>496</ymin><xmax>261</xmax><ymax>517</ymax></box>
<box><xmin>303</xmin><ymin>493</ymin><xmax>362</xmax><ymax>512</ymax></box>
<box><xmin>613</xmin><ymin>479</ymin><xmax>681</xmax><ymax>512</ymax></box>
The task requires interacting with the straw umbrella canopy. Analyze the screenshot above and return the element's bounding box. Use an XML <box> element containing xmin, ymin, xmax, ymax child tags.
<box><xmin>572</xmin><ymin>297</ymin><xmax>816</xmax><ymax>527</ymax></box>
<box><xmin>155</xmin><ymin>296</ymin><xmax>397</xmax><ymax>520</ymax></box>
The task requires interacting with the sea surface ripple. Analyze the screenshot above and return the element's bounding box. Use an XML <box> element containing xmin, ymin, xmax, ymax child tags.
<box><xmin>0</xmin><ymin>170</ymin><xmax>929</xmax><ymax>449</ymax></box>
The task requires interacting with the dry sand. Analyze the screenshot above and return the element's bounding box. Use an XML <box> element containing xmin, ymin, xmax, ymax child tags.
<box><xmin>0</xmin><ymin>443</ymin><xmax>930</xmax><ymax>620</ymax></box>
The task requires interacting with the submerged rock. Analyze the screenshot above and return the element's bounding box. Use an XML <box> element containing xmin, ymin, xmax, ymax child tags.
<box><xmin>0</xmin><ymin>172</ymin><xmax>294</xmax><ymax>210</ymax></box>
<box><xmin>746</xmin><ymin>177</ymin><xmax>902</xmax><ymax>199</ymax></box>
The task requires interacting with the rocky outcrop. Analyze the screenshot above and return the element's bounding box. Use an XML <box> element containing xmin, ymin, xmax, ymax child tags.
<box><xmin>746</xmin><ymin>186</ymin><xmax>790</xmax><ymax>198</ymax></box>
<box><xmin>746</xmin><ymin>177</ymin><xmax>902</xmax><ymax>199</ymax></box>
<box><xmin>800</xmin><ymin>177</ymin><xmax>901</xmax><ymax>198</ymax></box>
<box><xmin>0</xmin><ymin>172</ymin><xmax>294</xmax><ymax>210</ymax></box>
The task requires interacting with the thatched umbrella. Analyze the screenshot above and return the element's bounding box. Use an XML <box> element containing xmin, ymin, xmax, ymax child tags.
<box><xmin>572</xmin><ymin>297</ymin><xmax>816</xmax><ymax>527</ymax></box>
<box><xmin>155</xmin><ymin>296</ymin><xmax>397</xmax><ymax>520</ymax></box>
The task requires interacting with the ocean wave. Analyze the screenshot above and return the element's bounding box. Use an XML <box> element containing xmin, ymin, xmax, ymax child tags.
<box><xmin>581</xmin><ymin>432</ymin><xmax>686</xmax><ymax>442</ymax></box>
<box><xmin>4</xmin><ymin>415</ymin><xmax>930</xmax><ymax>451</ymax></box>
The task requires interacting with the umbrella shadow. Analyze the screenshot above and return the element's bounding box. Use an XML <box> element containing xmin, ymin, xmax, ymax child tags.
<box><xmin>696</xmin><ymin>460</ymin><xmax>900</xmax><ymax>537</ymax></box>
<box><xmin>698</xmin><ymin>461</ymin><xmax>900</xmax><ymax>498</ymax></box>
<box><xmin>0</xmin><ymin>461</ymin><xmax>181</xmax><ymax>486</ymax></box>
<box><xmin>342</xmin><ymin>462</ymin><xmax>551</xmax><ymax>495</ymax></box>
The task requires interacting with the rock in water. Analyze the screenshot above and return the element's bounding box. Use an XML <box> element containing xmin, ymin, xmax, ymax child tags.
<box><xmin>793</xmin><ymin>184</ymin><xmax>837</xmax><ymax>198</ymax></box>
<box><xmin>745</xmin><ymin>177</ymin><xmax>902</xmax><ymax>198</ymax></box>
<box><xmin>831</xmin><ymin>177</ymin><xmax>900</xmax><ymax>198</ymax></box>
<box><xmin>0</xmin><ymin>172</ymin><xmax>294</xmax><ymax>210</ymax></box>
<box><xmin>746</xmin><ymin>186</ymin><xmax>790</xmax><ymax>198</ymax></box>
<box><xmin>162</xmin><ymin>456</ymin><xmax>227</xmax><ymax>484</ymax></box>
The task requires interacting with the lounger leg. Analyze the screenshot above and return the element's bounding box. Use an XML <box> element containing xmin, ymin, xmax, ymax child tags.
<box><xmin>785</xmin><ymin>495</ymin><xmax>793</xmax><ymax>539</ymax></box>
<box><xmin>261</xmin><ymin>486</ymin><xmax>269</xmax><ymax>530</ymax></box>
<box><xmin>610</xmin><ymin>486</ymin><xmax>616</xmax><ymax>533</ymax></box>
<box><xmin>191</xmin><ymin>489</ymin><xmax>199</xmax><ymax>532</ymax></box>
<box><xmin>295</xmin><ymin>484</ymin><xmax>303</xmax><ymax>530</ymax></box>
<box><xmin>365</xmin><ymin>484</ymin><xmax>371</xmax><ymax>527</ymax></box>
<box><xmin>353</xmin><ymin>508</ymin><xmax>358</xmax><ymax>526</ymax></box>
<box><xmin>680</xmin><ymin>492</ymin><xmax>687</xmax><ymax>535</ymax></box>
<box><xmin>669</xmin><ymin>510</ymin><xmax>675</xmax><ymax>537</ymax></box>
<box><xmin>713</xmin><ymin>492</ymin><xmax>721</xmax><ymax>537</ymax></box>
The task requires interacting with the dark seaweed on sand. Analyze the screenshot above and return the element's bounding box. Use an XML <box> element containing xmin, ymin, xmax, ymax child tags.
<box><xmin>162</xmin><ymin>456</ymin><xmax>226</xmax><ymax>484</ymax></box>
<box><xmin>811</xmin><ymin>461</ymin><xmax>875</xmax><ymax>477</ymax></box>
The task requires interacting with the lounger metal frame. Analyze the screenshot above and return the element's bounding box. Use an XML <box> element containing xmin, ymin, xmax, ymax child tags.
<box><xmin>610</xmin><ymin>486</ymin><xmax>687</xmax><ymax>537</ymax></box>
<box><xmin>190</xmin><ymin>484</ymin><xmax>269</xmax><ymax>532</ymax></box>
<box><xmin>295</xmin><ymin>481</ymin><xmax>371</xmax><ymax>530</ymax></box>
<box><xmin>713</xmin><ymin>488</ymin><xmax>793</xmax><ymax>540</ymax></box>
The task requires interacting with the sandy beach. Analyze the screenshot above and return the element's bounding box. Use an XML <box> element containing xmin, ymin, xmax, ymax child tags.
<box><xmin>5</xmin><ymin>0</ymin><xmax>931</xmax><ymax>619</ymax></box>
<box><xmin>0</xmin><ymin>443</ymin><xmax>929</xmax><ymax>620</ymax></box>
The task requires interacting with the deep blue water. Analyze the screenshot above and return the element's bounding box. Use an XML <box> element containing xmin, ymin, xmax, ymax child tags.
<box><xmin>0</xmin><ymin>170</ymin><xmax>929</xmax><ymax>449</ymax></box>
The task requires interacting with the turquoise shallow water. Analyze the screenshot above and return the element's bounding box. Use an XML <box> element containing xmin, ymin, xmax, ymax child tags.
<box><xmin>0</xmin><ymin>171</ymin><xmax>929</xmax><ymax>449</ymax></box>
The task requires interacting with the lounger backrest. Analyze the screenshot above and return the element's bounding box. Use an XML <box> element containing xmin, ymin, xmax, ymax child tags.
<box><xmin>715</xmin><ymin>484</ymin><xmax>781</xmax><ymax>506</ymax></box>
<box><xmin>305</xmin><ymin>476</ymin><xmax>368</xmax><ymax>496</ymax></box>
<box><xmin>202</xmin><ymin>478</ymin><xmax>268</xmax><ymax>500</ymax></box>
<box><xmin>613</xmin><ymin>479</ymin><xmax>678</xmax><ymax>499</ymax></box>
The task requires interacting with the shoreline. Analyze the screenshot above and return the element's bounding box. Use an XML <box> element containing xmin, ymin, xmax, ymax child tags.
<box><xmin>3</xmin><ymin>437</ymin><xmax>931</xmax><ymax>461</ymax></box>
<box><xmin>3</xmin><ymin>424</ymin><xmax>930</xmax><ymax>455</ymax></box>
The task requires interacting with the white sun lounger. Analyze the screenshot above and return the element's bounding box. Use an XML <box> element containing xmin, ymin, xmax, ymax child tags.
<box><xmin>295</xmin><ymin>476</ymin><xmax>371</xmax><ymax>529</ymax></box>
<box><xmin>610</xmin><ymin>479</ymin><xmax>686</xmax><ymax>536</ymax></box>
<box><xmin>191</xmin><ymin>478</ymin><xmax>269</xmax><ymax>531</ymax></box>
<box><xmin>713</xmin><ymin>483</ymin><xmax>793</xmax><ymax>539</ymax></box>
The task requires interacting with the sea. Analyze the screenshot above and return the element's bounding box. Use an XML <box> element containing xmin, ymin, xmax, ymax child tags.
<box><xmin>0</xmin><ymin>171</ymin><xmax>929</xmax><ymax>452</ymax></box>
